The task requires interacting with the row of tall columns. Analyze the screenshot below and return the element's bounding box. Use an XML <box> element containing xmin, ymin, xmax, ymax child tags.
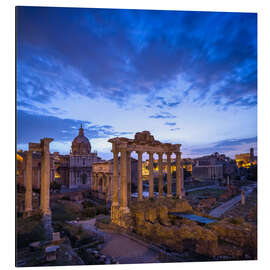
<box><xmin>24</xmin><ymin>138</ymin><xmax>53</xmax><ymax>216</ymax></box>
<box><xmin>111</xmin><ymin>149</ymin><xmax>184</xmax><ymax>208</ymax></box>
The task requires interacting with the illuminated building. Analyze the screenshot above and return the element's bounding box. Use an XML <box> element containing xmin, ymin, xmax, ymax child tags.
<box><xmin>235</xmin><ymin>148</ymin><xmax>257</xmax><ymax>168</ymax></box>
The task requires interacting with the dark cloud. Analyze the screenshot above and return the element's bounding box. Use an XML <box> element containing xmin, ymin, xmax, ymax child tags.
<box><xmin>17</xmin><ymin>109</ymin><xmax>127</xmax><ymax>144</ymax></box>
<box><xmin>17</xmin><ymin>7</ymin><xmax>257</xmax><ymax>109</ymax></box>
<box><xmin>187</xmin><ymin>137</ymin><xmax>257</xmax><ymax>156</ymax></box>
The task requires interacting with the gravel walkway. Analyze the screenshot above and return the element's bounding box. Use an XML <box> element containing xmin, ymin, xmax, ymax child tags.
<box><xmin>77</xmin><ymin>219</ymin><xmax>160</xmax><ymax>264</ymax></box>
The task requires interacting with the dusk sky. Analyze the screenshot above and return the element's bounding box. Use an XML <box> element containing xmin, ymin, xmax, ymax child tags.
<box><xmin>16</xmin><ymin>7</ymin><xmax>257</xmax><ymax>160</ymax></box>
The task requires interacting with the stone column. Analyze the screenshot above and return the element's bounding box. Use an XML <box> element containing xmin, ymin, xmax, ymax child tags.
<box><xmin>107</xmin><ymin>175</ymin><xmax>112</xmax><ymax>201</ymax></box>
<box><xmin>40</xmin><ymin>138</ymin><xmax>53</xmax><ymax>216</ymax></box>
<box><xmin>102</xmin><ymin>174</ymin><xmax>106</xmax><ymax>193</ymax></box>
<box><xmin>158</xmin><ymin>152</ymin><xmax>164</xmax><ymax>198</ymax></box>
<box><xmin>137</xmin><ymin>151</ymin><xmax>143</xmax><ymax>201</ymax></box>
<box><xmin>181</xmin><ymin>160</ymin><xmax>185</xmax><ymax>197</ymax></box>
<box><xmin>112</xmin><ymin>150</ymin><xmax>119</xmax><ymax>206</ymax></box>
<box><xmin>126</xmin><ymin>151</ymin><xmax>131</xmax><ymax>204</ymax></box>
<box><xmin>227</xmin><ymin>175</ymin><xmax>230</xmax><ymax>186</ymax></box>
<box><xmin>25</xmin><ymin>150</ymin><xmax>33</xmax><ymax>213</ymax></box>
<box><xmin>148</xmin><ymin>152</ymin><xmax>154</xmax><ymax>199</ymax></box>
<box><xmin>241</xmin><ymin>190</ymin><xmax>245</xmax><ymax>205</ymax></box>
<box><xmin>120</xmin><ymin>149</ymin><xmax>129</xmax><ymax>212</ymax></box>
<box><xmin>176</xmin><ymin>152</ymin><xmax>182</xmax><ymax>199</ymax></box>
<box><xmin>37</xmin><ymin>167</ymin><xmax>41</xmax><ymax>189</ymax></box>
<box><xmin>166</xmin><ymin>152</ymin><xmax>172</xmax><ymax>198</ymax></box>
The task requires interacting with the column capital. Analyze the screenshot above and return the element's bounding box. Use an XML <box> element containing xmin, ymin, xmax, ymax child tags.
<box><xmin>157</xmin><ymin>152</ymin><xmax>163</xmax><ymax>157</ymax></box>
<box><xmin>136</xmin><ymin>151</ymin><xmax>143</xmax><ymax>157</ymax></box>
<box><xmin>166</xmin><ymin>151</ymin><xmax>172</xmax><ymax>157</ymax></box>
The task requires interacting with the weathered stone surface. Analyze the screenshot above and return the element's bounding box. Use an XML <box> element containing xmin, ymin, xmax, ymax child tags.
<box><xmin>158</xmin><ymin>206</ymin><xmax>170</xmax><ymax>226</ymax></box>
<box><xmin>198</xmin><ymin>197</ymin><xmax>216</xmax><ymax>210</ymax></box>
<box><xmin>210</xmin><ymin>219</ymin><xmax>253</xmax><ymax>248</ymax></box>
<box><xmin>145</xmin><ymin>208</ymin><xmax>158</xmax><ymax>223</ymax></box>
<box><xmin>135</xmin><ymin>210</ymin><xmax>145</xmax><ymax>226</ymax></box>
<box><xmin>177</xmin><ymin>224</ymin><xmax>218</xmax><ymax>257</ymax></box>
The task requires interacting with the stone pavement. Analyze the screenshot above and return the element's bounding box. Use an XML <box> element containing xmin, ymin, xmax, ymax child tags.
<box><xmin>77</xmin><ymin>219</ymin><xmax>160</xmax><ymax>264</ymax></box>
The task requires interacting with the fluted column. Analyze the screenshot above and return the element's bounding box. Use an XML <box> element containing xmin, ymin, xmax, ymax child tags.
<box><xmin>166</xmin><ymin>152</ymin><xmax>172</xmax><ymax>197</ymax></box>
<box><xmin>176</xmin><ymin>152</ymin><xmax>182</xmax><ymax>199</ymax></box>
<box><xmin>120</xmin><ymin>149</ymin><xmax>128</xmax><ymax>211</ymax></box>
<box><xmin>126</xmin><ymin>151</ymin><xmax>131</xmax><ymax>204</ymax></box>
<box><xmin>40</xmin><ymin>138</ymin><xmax>53</xmax><ymax>216</ymax></box>
<box><xmin>148</xmin><ymin>152</ymin><xmax>154</xmax><ymax>199</ymax></box>
<box><xmin>108</xmin><ymin>175</ymin><xmax>112</xmax><ymax>201</ymax></box>
<box><xmin>25</xmin><ymin>150</ymin><xmax>33</xmax><ymax>213</ymax></box>
<box><xmin>102</xmin><ymin>174</ymin><xmax>106</xmax><ymax>193</ymax></box>
<box><xmin>158</xmin><ymin>152</ymin><xmax>164</xmax><ymax>198</ymax></box>
<box><xmin>181</xmin><ymin>164</ymin><xmax>185</xmax><ymax>196</ymax></box>
<box><xmin>137</xmin><ymin>151</ymin><xmax>143</xmax><ymax>201</ymax></box>
<box><xmin>112</xmin><ymin>150</ymin><xmax>119</xmax><ymax>206</ymax></box>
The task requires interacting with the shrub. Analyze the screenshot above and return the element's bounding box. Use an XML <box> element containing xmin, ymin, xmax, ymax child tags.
<box><xmin>82</xmin><ymin>207</ymin><xmax>97</xmax><ymax>218</ymax></box>
<box><xmin>96</xmin><ymin>215</ymin><xmax>110</xmax><ymax>224</ymax></box>
<box><xmin>61</xmin><ymin>196</ymin><xmax>70</xmax><ymax>201</ymax></box>
<box><xmin>96</xmin><ymin>205</ymin><xmax>109</xmax><ymax>215</ymax></box>
<box><xmin>229</xmin><ymin>217</ymin><xmax>245</xmax><ymax>225</ymax></box>
<box><xmin>82</xmin><ymin>200</ymin><xmax>96</xmax><ymax>208</ymax></box>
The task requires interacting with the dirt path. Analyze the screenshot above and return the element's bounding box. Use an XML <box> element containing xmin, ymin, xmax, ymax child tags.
<box><xmin>77</xmin><ymin>219</ymin><xmax>161</xmax><ymax>264</ymax></box>
<box><xmin>209</xmin><ymin>184</ymin><xmax>256</xmax><ymax>217</ymax></box>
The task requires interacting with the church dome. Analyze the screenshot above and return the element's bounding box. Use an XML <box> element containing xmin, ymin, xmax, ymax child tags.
<box><xmin>71</xmin><ymin>124</ymin><xmax>91</xmax><ymax>155</ymax></box>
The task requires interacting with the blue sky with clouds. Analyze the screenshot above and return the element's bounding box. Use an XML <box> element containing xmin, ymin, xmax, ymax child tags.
<box><xmin>16</xmin><ymin>7</ymin><xmax>257</xmax><ymax>159</ymax></box>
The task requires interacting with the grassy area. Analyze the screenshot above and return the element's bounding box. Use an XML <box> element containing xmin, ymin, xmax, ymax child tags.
<box><xmin>51</xmin><ymin>199</ymin><xmax>109</xmax><ymax>223</ymax></box>
<box><xmin>187</xmin><ymin>188</ymin><xmax>225</xmax><ymax>198</ymax></box>
<box><xmin>16</xmin><ymin>212</ymin><xmax>47</xmax><ymax>249</ymax></box>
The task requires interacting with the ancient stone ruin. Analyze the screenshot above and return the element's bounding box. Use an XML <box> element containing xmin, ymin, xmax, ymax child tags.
<box><xmin>108</xmin><ymin>131</ymin><xmax>185</xmax><ymax>227</ymax></box>
<box><xmin>24</xmin><ymin>138</ymin><xmax>54</xmax><ymax>216</ymax></box>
